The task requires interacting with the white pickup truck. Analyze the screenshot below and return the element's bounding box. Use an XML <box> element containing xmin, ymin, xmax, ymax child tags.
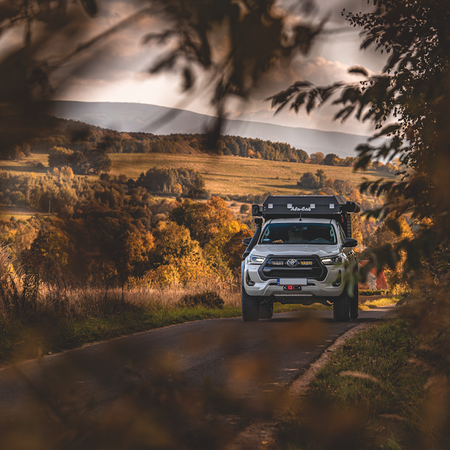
<box><xmin>241</xmin><ymin>195</ymin><xmax>360</xmax><ymax>322</ymax></box>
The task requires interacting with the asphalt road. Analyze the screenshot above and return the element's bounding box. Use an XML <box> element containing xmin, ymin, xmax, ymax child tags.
<box><xmin>0</xmin><ymin>308</ymin><xmax>394</xmax><ymax>421</ymax></box>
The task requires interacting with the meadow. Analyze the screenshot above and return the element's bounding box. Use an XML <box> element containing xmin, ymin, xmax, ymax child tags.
<box><xmin>108</xmin><ymin>152</ymin><xmax>387</xmax><ymax>196</ymax></box>
<box><xmin>0</xmin><ymin>151</ymin><xmax>388</xmax><ymax>198</ymax></box>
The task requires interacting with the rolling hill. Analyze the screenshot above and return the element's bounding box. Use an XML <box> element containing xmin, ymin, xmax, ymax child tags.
<box><xmin>37</xmin><ymin>101</ymin><xmax>371</xmax><ymax>158</ymax></box>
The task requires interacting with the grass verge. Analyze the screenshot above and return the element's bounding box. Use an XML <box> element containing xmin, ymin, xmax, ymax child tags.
<box><xmin>274</xmin><ymin>318</ymin><xmax>449</xmax><ymax>450</ymax></box>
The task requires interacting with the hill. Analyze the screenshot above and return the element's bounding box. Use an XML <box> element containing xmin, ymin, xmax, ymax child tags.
<box><xmin>37</xmin><ymin>101</ymin><xmax>371</xmax><ymax>158</ymax></box>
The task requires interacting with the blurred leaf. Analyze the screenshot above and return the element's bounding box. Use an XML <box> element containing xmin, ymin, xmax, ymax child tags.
<box><xmin>348</xmin><ymin>66</ymin><xmax>368</xmax><ymax>77</ymax></box>
<box><xmin>369</xmin><ymin>124</ymin><xmax>401</xmax><ymax>141</ymax></box>
<box><xmin>79</xmin><ymin>0</ymin><xmax>98</xmax><ymax>17</ymax></box>
<box><xmin>182</xmin><ymin>66</ymin><xmax>194</xmax><ymax>91</ymax></box>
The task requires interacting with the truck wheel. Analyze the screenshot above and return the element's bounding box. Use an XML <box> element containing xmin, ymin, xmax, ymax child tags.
<box><xmin>350</xmin><ymin>284</ymin><xmax>359</xmax><ymax>319</ymax></box>
<box><xmin>259</xmin><ymin>301</ymin><xmax>273</xmax><ymax>320</ymax></box>
<box><xmin>241</xmin><ymin>287</ymin><xmax>260</xmax><ymax>321</ymax></box>
<box><xmin>333</xmin><ymin>291</ymin><xmax>350</xmax><ymax>322</ymax></box>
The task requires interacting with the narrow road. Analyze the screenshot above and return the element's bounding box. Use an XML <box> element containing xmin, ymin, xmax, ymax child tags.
<box><xmin>0</xmin><ymin>308</ymin><xmax>394</xmax><ymax>448</ymax></box>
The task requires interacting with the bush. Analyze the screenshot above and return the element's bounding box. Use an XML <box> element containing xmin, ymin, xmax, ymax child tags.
<box><xmin>178</xmin><ymin>291</ymin><xmax>224</xmax><ymax>309</ymax></box>
<box><xmin>240</xmin><ymin>204</ymin><xmax>250</xmax><ymax>214</ymax></box>
<box><xmin>298</xmin><ymin>172</ymin><xmax>322</xmax><ymax>189</ymax></box>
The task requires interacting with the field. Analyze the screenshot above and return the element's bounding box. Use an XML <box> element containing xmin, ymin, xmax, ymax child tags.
<box><xmin>0</xmin><ymin>152</ymin><xmax>392</xmax><ymax>207</ymax></box>
<box><xmin>108</xmin><ymin>153</ymin><xmax>387</xmax><ymax>196</ymax></box>
<box><xmin>0</xmin><ymin>153</ymin><xmax>49</xmax><ymax>176</ymax></box>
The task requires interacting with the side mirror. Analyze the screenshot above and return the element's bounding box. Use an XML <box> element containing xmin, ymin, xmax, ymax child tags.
<box><xmin>242</xmin><ymin>237</ymin><xmax>252</xmax><ymax>247</ymax></box>
<box><xmin>252</xmin><ymin>204</ymin><xmax>262</xmax><ymax>217</ymax></box>
<box><xmin>343</xmin><ymin>237</ymin><xmax>358</xmax><ymax>248</ymax></box>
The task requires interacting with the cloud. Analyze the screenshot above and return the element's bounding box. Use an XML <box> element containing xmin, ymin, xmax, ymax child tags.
<box><xmin>47</xmin><ymin>0</ymin><xmax>381</xmax><ymax>137</ymax></box>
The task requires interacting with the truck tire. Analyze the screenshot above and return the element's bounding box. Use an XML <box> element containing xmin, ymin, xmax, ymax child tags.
<box><xmin>350</xmin><ymin>284</ymin><xmax>359</xmax><ymax>319</ymax></box>
<box><xmin>241</xmin><ymin>287</ymin><xmax>260</xmax><ymax>321</ymax></box>
<box><xmin>259</xmin><ymin>301</ymin><xmax>273</xmax><ymax>320</ymax></box>
<box><xmin>333</xmin><ymin>291</ymin><xmax>350</xmax><ymax>322</ymax></box>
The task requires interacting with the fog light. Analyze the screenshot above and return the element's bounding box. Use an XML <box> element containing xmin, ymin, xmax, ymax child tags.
<box><xmin>332</xmin><ymin>270</ymin><xmax>341</xmax><ymax>287</ymax></box>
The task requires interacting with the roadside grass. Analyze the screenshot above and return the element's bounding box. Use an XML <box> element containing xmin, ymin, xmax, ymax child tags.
<box><xmin>275</xmin><ymin>319</ymin><xmax>440</xmax><ymax>450</ymax></box>
<box><xmin>0</xmin><ymin>293</ymin><xmax>335</xmax><ymax>367</ymax></box>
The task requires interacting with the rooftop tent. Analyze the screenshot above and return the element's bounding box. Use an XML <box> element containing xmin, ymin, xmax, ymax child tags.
<box><xmin>251</xmin><ymin>195</ymin><xmax>361</xmax><ymax>237</ymax></box>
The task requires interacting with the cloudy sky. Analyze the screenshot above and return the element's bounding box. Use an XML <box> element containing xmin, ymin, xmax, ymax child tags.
<box><xmin>3</xmin><ymin>0</ymin><xmax>386</xmax><ymax>136</ymax></box>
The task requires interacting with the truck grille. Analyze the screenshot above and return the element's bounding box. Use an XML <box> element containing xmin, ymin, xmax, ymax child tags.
<box><xmin>259</xmin><ymin>255</ymin><xmax>327</xmax><ymax>281</ymax></box>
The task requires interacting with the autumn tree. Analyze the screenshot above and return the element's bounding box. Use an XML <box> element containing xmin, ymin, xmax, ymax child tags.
<box><xmin>322</xmin><ymin>153</ymin><xmax>340</xmax><ymax>166</ymax></box>
<box><xmin>309</xmin><ymin>152</ymin><xmax>325</xmax><ymax>165</ymax></box>
<box><xmin>298</xmin><ymin>172</ymin><xmax>322</xmax><ymax>190</ymax></box>
<box><xmin>149</xmin><ymin>221</ymin><xmax>201</xmax><ymax>268</ymax></box>
<box><xmin>170</xmin><ymin>197</ymin><xmax>234</xmax><ymax>246</ymax></box>
<box><xmin>205</xmin><ymin>221</ymin><xmax>253</xmax><ymax>277</ymax></box>
<box><xmin>112</xmin><ymin>223</ymin><xmax>151</xmax><ymax>296</ymax></box>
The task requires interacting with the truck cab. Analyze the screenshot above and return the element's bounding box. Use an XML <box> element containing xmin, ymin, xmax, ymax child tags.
<box><xmin>241</xmin><ymin>195</ymin><xmax>360</xmax><ymax>322</ymax></box>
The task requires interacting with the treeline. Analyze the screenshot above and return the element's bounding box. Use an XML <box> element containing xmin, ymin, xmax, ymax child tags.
<box><xmin>5</xmin><ymin>114</ymin><xmax>313</xmax><ymax>164</ymax></box>
<box><xmin>44</xmin><ymin>131</ymin><xmax>311</xmax><ymax>163</ymax></box>
<box><xmin>309</xmin><ymin>151</ymin><xmax>398</xmax><ymax>173</ymax></box>
<box><xmin>5</xmin><ymin>114</ymin><xmax>399</xmax><ymax>172</ymax></box>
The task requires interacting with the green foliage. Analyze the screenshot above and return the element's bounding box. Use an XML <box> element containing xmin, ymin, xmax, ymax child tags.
<box><xmin>178</xmin><ymin>291</ymin><xmax>224</xmax><ymax>309</ymax></box>
<box><xmin>276</xmin><ymin>319</ymin><xmax>429</xmax><ymax>450</ymax></box>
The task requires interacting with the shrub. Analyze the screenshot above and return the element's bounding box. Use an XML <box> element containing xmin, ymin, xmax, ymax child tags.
<box><xmin>298</xmin><ymin>172</ymin><xmax>322</xmax><ymax>189</ymax></box>
<box><xmin>178</xmin><ymin>291</ymin><xmax>224</xmax><ymax>309</ymax></box>
<box><xmin>240</xmin><ymin>204</ymin><xmax>250</xmax><ymax>214</ymax></box>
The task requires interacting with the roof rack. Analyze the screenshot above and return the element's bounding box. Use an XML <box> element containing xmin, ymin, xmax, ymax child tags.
<box><xmin>252</xmin><ymin>195</ymin><xmax>361</xmax><ymax>237</ymax></box>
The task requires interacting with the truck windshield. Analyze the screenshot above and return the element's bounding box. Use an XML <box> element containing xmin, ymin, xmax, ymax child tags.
<box><xmin>259</xmin><ymin>223</ymin><xmax>337</xmax><ymax>245</ymax></box>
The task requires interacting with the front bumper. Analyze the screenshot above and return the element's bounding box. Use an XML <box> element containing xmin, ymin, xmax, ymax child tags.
<box><xmin>243</xmin><ymin>263</ymin><xmax>344</xmax><ymax>300</ymax></box>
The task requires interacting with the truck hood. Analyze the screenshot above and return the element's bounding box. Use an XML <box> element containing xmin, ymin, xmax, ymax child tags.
<box><xmin>251</xmin><ymin>244</ymin><xmax>341</xmax><ymax>258</ymax></box>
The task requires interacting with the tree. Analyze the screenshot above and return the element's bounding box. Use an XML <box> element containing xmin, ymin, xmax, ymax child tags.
<box><xmin>149</xmin><ymin>221</ymin><xmax>201</xmax><ymax>268</ymax></box>
<box><xmin>205</xmin><ymin>222</ymin><xmax>253</xmax><ymax>277</ymax></box>
<box><xmin>113</xmin><ymin>224</ymin><xmax>150</xmax><ymax>296</ymax></box>
<box><xmin>88</xmin><ymin>147</ymin><xmax>112</xmax><ymax>174</ymax></box>
<box><xmin>310</xmin><ymin>152</ymin><xmax>325</xmax><ymax>165</ymax></box>
<box><xmin>170</xmin><ymin>197</ymin><xmax>234</xmax><ymax>247</ymax></box>
<box><xmin>322</xmin><ymin>153</ymin><xmax>340</xmax><ymax>166</ymax></box>
<box><xmin>48</xmin><ymin>147</ymin><xmax>73</xmax><ymax>168</ymax></box>
<box><xmin>297</xmin><ymin>172</ymin><xmax>321</xmax><ymax>190</ymax></box>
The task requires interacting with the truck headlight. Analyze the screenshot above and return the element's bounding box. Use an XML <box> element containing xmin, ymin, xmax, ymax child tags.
<box><xmin>248</xmin><ymin>254</ymin><xmax>266</xmax><ymax>265</ymax></box>
<box><xmin>321</xmin><ymin>254</ymin><xmax>345</xmax><ymax>265</ymax></box>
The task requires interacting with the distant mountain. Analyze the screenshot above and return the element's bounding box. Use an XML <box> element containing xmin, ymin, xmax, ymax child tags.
<box><xmin>38</xmin><ymin>101</ymin><xmax>370</xmax><ymax>158</ymax></box>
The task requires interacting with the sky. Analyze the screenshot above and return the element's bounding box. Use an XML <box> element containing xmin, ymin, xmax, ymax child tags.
<box><xmin>2</xmin><ymin>0</ymin><xmax>386</xmax><ymax>137</ymax></box>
